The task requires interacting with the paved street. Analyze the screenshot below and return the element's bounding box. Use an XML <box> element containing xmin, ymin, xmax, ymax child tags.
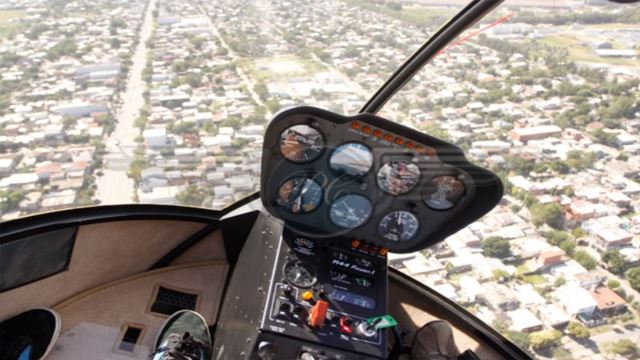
<box><xmin>95</xmin><ymin>0</ymin><xmax>157</xmax><ymax>205</ymax></box>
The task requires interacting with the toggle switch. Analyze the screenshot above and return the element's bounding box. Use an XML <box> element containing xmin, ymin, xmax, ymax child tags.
<box><xmin>308</xmin><ymin>300</ymin><xmax>329</xmax><ymax>328</ymax></box>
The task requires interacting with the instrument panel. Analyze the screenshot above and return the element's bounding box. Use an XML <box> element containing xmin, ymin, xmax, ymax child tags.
<box><xmin>261</xmin><ymin>106</ymin><xmax>502</xmax><ymax>253</ymax></box>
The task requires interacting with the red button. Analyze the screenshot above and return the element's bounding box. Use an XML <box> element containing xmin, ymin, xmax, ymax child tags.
<box><xmin>339</xmin><ymin>317</ymin><xmax>352</xmax><ymax>334</ymax></box>
<box><xmin>309</xmin><ymin>300</ymin><xmax>329</xmax><ymax>328</ymax></box>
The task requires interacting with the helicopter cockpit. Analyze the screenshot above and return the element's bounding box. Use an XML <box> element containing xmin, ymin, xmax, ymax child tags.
<box><xmin>2</xmin><ymin>0</ymin><xmax>638</xmax><ymax>359</ymax></box>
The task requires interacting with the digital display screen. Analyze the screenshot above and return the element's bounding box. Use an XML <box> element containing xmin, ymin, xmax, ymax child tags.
<box><xmin>329</xmin><ymin>289</ymin><xmax>376</xmax><ymax>309</ymax></box>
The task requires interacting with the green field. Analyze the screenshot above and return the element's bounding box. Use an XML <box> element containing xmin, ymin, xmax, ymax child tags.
<box><xmin>0</xmin><ymin>10</ymin><xmax>26</xmax><ymax>38</ymax></box>
<box><xmin>345</xmin><ymin>0</ymin><xmax>456</xmax><ymax>28</ymax></box>
<box><xmin>239</xmin><ymin>55</ymin><xmax>327</xmax><ymax>82</ymax></box>
<box><xmin>539</xmin><ymin>33</ymin><xmax>639</xmax><ymax>67</ymax></box>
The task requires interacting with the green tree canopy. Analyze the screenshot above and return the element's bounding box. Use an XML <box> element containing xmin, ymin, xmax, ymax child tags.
<box><xmin>606</xmin><ymin>339</ymin><xmax>639</xmax><ymax>359</ymax></box>
<box><xmin>176</xmin><ymin>185</ymin><xmax>205</xmax><ymax>207</ymax></box>
<box><xmin>483</xmin><ymin>236</ymin><xmax>511</xmax><ymax>258</ymax></box>
<box><xmin>530</xmin><ymin>203</ymin><xmax>565</xmax><ymax>229</ymax></box>
<box><xmin>529</xmin><ymin>330</ymin><xmax>562</xmax><ymax>351</ymax></box>
<box><xmin>625</xmin><ymin>267</ymin><xmax>640</xmax><ymax>292</ymax></box>
<box><xmin>602</xmin><ymin>249</ymin><xmax>628</xmax><ymax>275</ymax></box>
<box><xmin>573</xmin><ymin>249</ymin><xmax>598</xmax><ymax>270</ymax></box>
<box><xmin>567</xmin><ymin>321</ymin><xmax>590</xmax><ymax>340</ymax></box>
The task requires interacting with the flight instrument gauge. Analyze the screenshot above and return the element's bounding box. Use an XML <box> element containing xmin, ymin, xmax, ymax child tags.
<box><xmin>329</xmin><ymin>194</ymin><xmax>373</xmax><ymax>229</ymax></box>
<box><xmin>376</xmin><ymin>160</ymin><xmax>420</xmax><ymax>196</ymax></box>
<box><xmin>423</xmin><ymin>175</ymin><xmax>466</xmax><ymax>210</ymax></box>
<box><xmin>284</xmin><ymin>261</ymin><xmax>317</xmax><ymax>288</ymax></box>
<box><xmin>279</xmin><ymin>124</ymin><xmax>325</xmax><ymax>163</ymax></box>
<box><xmin>329</xmin><ymin>142</ymin><xmax>373</xmax><ymax>176</ymax></box>
<box><xmin>378</xmin><ymin>210</ymin><xmax>419</xmax><ymax>242</ymax></box>
<box><xmin>277</xmin><ymin>177</ymin><xmax>323</xmax><ymax>214</ymax></box>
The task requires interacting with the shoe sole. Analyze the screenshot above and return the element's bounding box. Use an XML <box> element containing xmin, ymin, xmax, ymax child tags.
<box><xmin>35</xmin><ymin>308</ymin><xmax>62</xmax><ymax>360</ymax></box>
<box><xmin>153</xmin><ymin>310</ymin><xmax>211</xmax><ymax>350</ymax></box>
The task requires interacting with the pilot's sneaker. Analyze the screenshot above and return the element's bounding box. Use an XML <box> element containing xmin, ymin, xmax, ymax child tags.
<box><xmin>152</xmin><ymin>310</ymin><xmax>212</xmax><ymax>360</ymax></box>
<box><xmin>411</xmin><ymin>320</ymin><xmax>460</xmax><ymax>360</ymax></box>
<box><xmin>0</xmin><ymin>308</ymin><xmax>61</xmax><ymax>360</ymax></box>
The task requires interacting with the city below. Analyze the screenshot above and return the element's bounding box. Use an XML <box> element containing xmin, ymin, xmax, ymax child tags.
<box><xmin>1</xmin><ymin>0</ymin><xmax>640</xmax><ymax>359</ymax></box>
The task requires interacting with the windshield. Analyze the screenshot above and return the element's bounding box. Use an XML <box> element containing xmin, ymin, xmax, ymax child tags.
<box><xmin>0</xmin><ymin>0</ymin><xmax>463</xmax><ymax>217</ymax></box>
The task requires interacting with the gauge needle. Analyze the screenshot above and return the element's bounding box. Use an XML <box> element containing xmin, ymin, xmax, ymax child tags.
<box><xmin>343</xmin><ymin>201</ymin><xmax>357</xmax><ymax>218</ymax></box>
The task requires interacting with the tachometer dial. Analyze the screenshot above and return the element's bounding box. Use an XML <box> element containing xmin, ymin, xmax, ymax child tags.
<box><xmin>329</xmin><ymin>194</ymin><xmax>372</xmax><ymax>229</ymax></box>
<box><xmin>329</xmin><ymin>142</ymin><xmax>373</xmax><ymax>176</ymax></box>
<box><xmin>279</xmin><ymin>124</ymin><xmax>324</xmax><ymax>163</ymax></box>
<box><xmin>284</xmin><ymin>261</ymin><xmax>317</xmax><ymax>288</ymax></box>
<box><xmin>378</xmin><ymin>210</ymin><xmax>419</xmax><ymax>242</ymax></box>
<box><xmin>277</xmin><ymin>177</ymin><xmax>323</xmax><ymax>214</ymax></box>
<box><xmin>376</xmin><ymin>160</ymin><xmax>420</xmax><ymax>196</ymax></box>
<box><xmin>423</xmin><ymin>175</ymin><xmax>466</xmax><ymax>210</ymax></box>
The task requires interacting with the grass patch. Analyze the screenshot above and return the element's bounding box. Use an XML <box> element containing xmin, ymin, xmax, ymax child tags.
<box><xmin>344</xmin><ymin>0</ymin><xmax>456</xmax><ymax>28</ymax></box>
<box><xmin>539</xmin><ymin>33</ymin><xmax>638</xmax><ymax>66</ymax></box>
<box><xmin>0</xmin><ymin>10</ymin><xmax>26</xmax><ymax>38</ymax></box>
<box><xmin>239</xmin><ymin>55</ymin><xmax>327</xmax><ymax>82</ymax></box>
<box><xmin>523</xmin><ymin>274</ymin><xmax>546</xmax><ymax>285</ymax></box>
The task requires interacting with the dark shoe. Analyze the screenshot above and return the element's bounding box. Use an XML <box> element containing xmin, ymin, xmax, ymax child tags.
<box><xmin>152</xmin><ymin>310</ymin><xmax>211</xmax><ymax>360</ymax></box>
<box><xmin>411</xmin><ymin>320</ymin><xmax>460</xmax><ymax>360</ymax></box>
<box><xmin>0</xmin><ymin>308</ymin><xmax>61</xmax><ymax>360</ymax></box>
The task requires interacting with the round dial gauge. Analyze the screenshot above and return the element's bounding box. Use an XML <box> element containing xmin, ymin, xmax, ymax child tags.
<box><xmin>376</xmin><ymin>160</ymin><xmax>420</xmax><ymax>196</ymax></box>
<box><xmin>423</xmin><ymin>175</ymin><xmax>466</xmax><ymax>210</ymax></box>
<box><xmin>378</xmin><ymin>210</ymin><xmax>419</xmax><ymax>242</ymax></box>
<box><xmin>284</xmin><ymin>261</ymin><xmax>317</xmax><ymax>288</ymax></box>
<box><xmin>329</xmin><ymin>194</ymin><xmax>373</xmax><ymax>229</ymax></box>
<box><xmin>277</xmin><ymin>177</ymin><xmax>323</xmax><ymax>214</ymax></box>
<box><xmin>279</xmin><ymin>124</ymin><xmax>325</xmax><ymax>163</ymax></box>
<box><xmin>329</xmin><ymin>142</ymin><xmax>373</xmax><ymax>176</ymax></box>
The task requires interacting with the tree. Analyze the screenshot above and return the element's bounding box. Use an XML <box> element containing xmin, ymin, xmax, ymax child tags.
<box><xmin>625</xmin><ymin>267</ymin><xmax>640</xmax><ymax>292</ymax></box>
<box><xmin>483</xmin><ymin>236</ymin><xmax>511</xmax><ymax>258</ymax></box>
<box><xmin>606</xmin><ymin>339</ymin><xmax>639</xmax><ymax>359</ymax></box>
<box><xmin>530</xmin><ymin>203</ymin><xmax>564</xmax><ymax>229</ymax></box>
<box><xmin>0</xmin><ymin>190</ymin><xmax>25</xmax><ymax>212</ymax></box>
<box><xmin>176</xmin><ymin>185</ymin><xmax>205</xmax><ymax>207</ymax></box>
<box><xmin>567</xmin><ymin>321</ymin><xmax>590</xmax><ymax>340</ymax></box>
<box><xmin>573</xmin><ymin>250</ymin><xmax>598</xmax><ymax>270</ymax></box>
<box><xmin>505</xmin><ymin>331</ymin><xmax>530</xmax><ymax>351</ymax></box>
<box><xmin>607</xmin><ymin>279</ymin><xmax>620</xmax><ymax>289</ymax></box>
<box><xmin>542</xmin><ymin>230</ymin><xmax>571</xmax><ymax>246</ymax></box>
<box><xmin>529</xmin><ymin>330</ymin><xmax>562</xmax><ymax>351</ymax></box>
<box><xmin>603</xmin><ymin>249</ymin><xmax>629</xmax><ymax>275</ymax></box>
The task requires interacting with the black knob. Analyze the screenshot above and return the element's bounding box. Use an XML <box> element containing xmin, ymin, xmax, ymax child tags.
<box><xmin>257</xmin><ymin>341</ymin><xmax>276</xmax><ymax>360</ymax></box>
<box><xmin>277</xmin><ymin>302</ymin><xmax>292</xmax><ymax>318</ymax></box>
<box><xmin>282</xmin><ymin>284</ymin><xmax>293</xmax><ymax>297</ymax></box>
<box><xmin>292</xmin><ymin>306</ymin><xmax>308</xmax><ymax>322</ymax></box>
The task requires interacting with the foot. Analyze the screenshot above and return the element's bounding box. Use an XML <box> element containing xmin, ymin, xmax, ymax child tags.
<box><xmin>152</xmin><ymin>310</ymin><xmax>211</xmax><ymax>360</ymax></box>
<box><xmin>411</xmin><ymin>320</ymin><xmax>460</xmax><ymax>360</ymax></box>
<box><xmin>0</xmin><ymin>308</ymin><xmax>61</xmax><ymax>360</ymax></box>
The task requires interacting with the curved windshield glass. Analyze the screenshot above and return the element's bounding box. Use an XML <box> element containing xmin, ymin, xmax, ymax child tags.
<box><xmin>0</xmin><ymin>0</ymin><xmax>464</xmax><ymax>219</ymax></box>
<box><xmin>381</xmin><ymin>2</ymin><xmax>640</xmax><ymax>358</ymax></box>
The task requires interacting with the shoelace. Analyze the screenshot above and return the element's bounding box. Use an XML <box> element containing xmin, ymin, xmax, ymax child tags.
<box><xmin>151</xmin><ymin>333</ymin><xmax>204</xmax><ymax>360</ymax></box>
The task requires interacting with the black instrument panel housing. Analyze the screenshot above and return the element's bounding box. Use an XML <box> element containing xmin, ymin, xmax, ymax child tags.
<box><xmin>261</xmin><ymin>106</ymin><xmax>502</xmax><ymax>253</ymax></box>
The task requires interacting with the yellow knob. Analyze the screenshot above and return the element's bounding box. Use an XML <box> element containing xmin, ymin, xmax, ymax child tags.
<box><xmin>302</xmin><ymin>291</ymin><xmax>314</xmax><ymax>301</ymax></box>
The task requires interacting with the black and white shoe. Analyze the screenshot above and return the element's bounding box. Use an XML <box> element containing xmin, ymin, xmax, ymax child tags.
<box><xmin>0</xmin><ymin>308</ymin><xmax>61</xmax><ymax>360</ymax></box>
<box><xmin>151</xmin><ymin>310</ymin><xmax>211</xmax><ymax>360</ymax></box>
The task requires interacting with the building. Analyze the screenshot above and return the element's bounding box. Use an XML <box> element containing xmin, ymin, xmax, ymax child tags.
<box><xmin>589</xmin><ymin>287</ymin><xmax>628</xmax><ymax>317</ymax></box>
<box><xmin>507</xmin><ymin>309</ymin><xmax>543</xmax><ymax>333</ymax></box>
<box><xmin>477</xmin><ymin>283</ymin><xmax>519</xmax><ymax>311</ymax></box>
<box><xmin>509</xmin><ymin>125</ymin><xmax>562</xmax><ymax>144</ymax></box>
<box><xmin>594</xmin><ymin>227</ymin><xmax>633</xmax><ymax>251</ymax></box>
<box><xmin>554</xmin><ymin>284</ymin><xmax>600</xmax><ymax>326</ymax></box>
